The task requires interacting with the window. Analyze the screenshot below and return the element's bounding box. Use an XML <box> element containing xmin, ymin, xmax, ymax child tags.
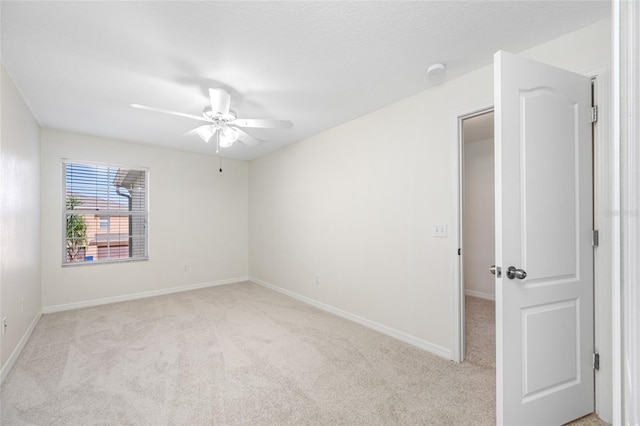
<box><xmin>99</xmin><ymin>216</ymin><xmax>109</xmax><ymax>230</ymax></box>
<box><xmin>63</xmin><ymin>161</ymin><xmax>148</xmax><ymax>265</ymax></box>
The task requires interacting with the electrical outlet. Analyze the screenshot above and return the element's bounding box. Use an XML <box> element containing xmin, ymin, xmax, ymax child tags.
<box><xmin>2</xmin><ymin>317</ymin><xmax>7</xmax><ymax>335</ymax></box>
<box><xmin>315</xmin><ymin>275</ymin><xmax>320</xmax><ymax>285</ymax></box>
<box><xmin>20</xmin><ymin>298</ymin><xmax>24</xmax><ymax>313</ymax></box>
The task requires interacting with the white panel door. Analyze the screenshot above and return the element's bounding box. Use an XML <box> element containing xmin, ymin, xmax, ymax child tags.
<box><xmin>494</xmin><ymin>51</ymin><xmax>593</xmax><ymax>425</ymax></box>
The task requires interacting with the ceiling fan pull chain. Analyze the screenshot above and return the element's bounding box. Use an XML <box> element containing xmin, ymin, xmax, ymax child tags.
<box><xmin>216</xmin><ymin>131</ymin><xmax>223</xmax><ymax>172</ymax></box>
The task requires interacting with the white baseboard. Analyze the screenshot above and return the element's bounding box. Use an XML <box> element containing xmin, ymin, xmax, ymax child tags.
<box><xmin>42</xmin><ymin>276</ymin><xmax>249</xmax><ymax>314</ymax></box>
<box><xmin>250</xmin><ymin>277</ymin><xmax>452</xmax><ymax>360</ymax></box>
<box><xmin>464</xmin><ymin>289</ymin><xmax>495</xmax><ymax>301</ymax></box>
<box><xmin>1</xmin><ymin>309</ymin><xmax>42</xmax><ymax>384</ymax></box>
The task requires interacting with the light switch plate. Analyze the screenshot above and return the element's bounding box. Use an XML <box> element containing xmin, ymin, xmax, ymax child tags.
<box><xmin>433</xmin><ymin>224</ymin><xmax>447</xmax><ymax>238</ymax></box>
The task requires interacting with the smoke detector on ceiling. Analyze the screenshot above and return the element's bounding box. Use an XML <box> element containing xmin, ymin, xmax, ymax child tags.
<box><xmin>427</xmin><ymin>63</ymin><xmax>446</xmax><ymax>78</ymax></box>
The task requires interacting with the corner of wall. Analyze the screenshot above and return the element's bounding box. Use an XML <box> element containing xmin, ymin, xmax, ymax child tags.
<box><xmin>0</xmin><ymin>310</ymin><xmax>42</xmax><ymax>384</ymax></box>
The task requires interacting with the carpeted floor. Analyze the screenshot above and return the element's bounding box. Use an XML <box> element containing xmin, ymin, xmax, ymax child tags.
<box><xmin>2</xmin><ymin>282</ymin><xmax>496</xmax><ymax>425</ymax></box>
<box><xmin>464</xmin><ymin>295</ymin><xmax>496</xmax><ymax>369</ymax></box>
<box><xmin>1</xmin><ymin>283</ymin><xmax>607</xmax><ymax>425</ymax></box>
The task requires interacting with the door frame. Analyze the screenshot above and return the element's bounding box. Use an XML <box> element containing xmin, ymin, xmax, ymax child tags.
<box><xmin>450</xmin><ymin>65</ymin><xmax>611</xmax><ymax>420</ymax></box>
<box><xmin>450</xmin><ymin>102</ymin><xmax>494</xmax><ymax>364</ymax></box>
<box><xmin>612</xmin><ymin>2</ymin><xmax>640</xmax><ymax>423</ymax></box>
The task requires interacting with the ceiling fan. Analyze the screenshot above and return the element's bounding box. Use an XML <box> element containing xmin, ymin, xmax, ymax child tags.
<box><xmin>131</xmin><ymin>88</ymin><xmax>292</xmax><ymax>150</ymax></box>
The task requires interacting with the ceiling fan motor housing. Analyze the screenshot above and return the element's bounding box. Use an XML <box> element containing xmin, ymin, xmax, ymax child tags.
<box><xmin>202</xmin><ymin>106</ymin><xmax>236</xmax><ymax>123</ymax></box>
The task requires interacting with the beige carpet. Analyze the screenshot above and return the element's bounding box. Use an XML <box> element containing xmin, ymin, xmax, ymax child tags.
<box><xmin>2</xmin><ymin>284</ymin><xmax>606</xmax><ymax>425</ymax></box>
<box><xmin>464</xmin><ymin>295</ymin><xmax>496</xmax><ymax>369</ymax></box>
<box><xmin>2</xmin><ymin>282</ymin><xmax>495</xmax><ymax>425</ymax></box>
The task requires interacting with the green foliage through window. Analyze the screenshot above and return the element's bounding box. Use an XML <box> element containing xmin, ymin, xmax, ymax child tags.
<box><xmin>66</xmin><ymin>196</ymin><xmax>87</xmax><ymax>262</ymax></box>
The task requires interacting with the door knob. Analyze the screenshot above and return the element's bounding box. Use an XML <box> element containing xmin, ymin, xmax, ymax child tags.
<box><xmin>506</xmin><ymin>266</ymin><xmax>527</xmax><ymax>280</ymax></box>
<box><xmin>489</xmin><ymin>265</ymin><xmax>501</xmax><ymax>277</ymax></box>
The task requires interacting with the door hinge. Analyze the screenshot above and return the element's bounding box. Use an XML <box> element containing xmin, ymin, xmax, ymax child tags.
<box><xmin>592</xmin><ymin>230</ymin><xmax>599</xmax><ymax>247</ymax></box>
<box><xmin>458</xmin><ymin>248</ymin><xmax>461</xmax><ymax>256</ymax></box>
<box><xmin>591</xmin><ymin>106</ymin><xmax>598</xmax><ymax>123</ymax></box>
<box><xmin>593</xmin><ymin>353</ymin><xmax>600</xmax><ymax>370</ymax></box>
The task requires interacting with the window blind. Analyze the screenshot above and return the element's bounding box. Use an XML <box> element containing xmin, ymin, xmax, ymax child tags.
<box><xmin>63</xmin><ymin>161</ymin><xmax>148</xmax><ymax>264</ymax></box>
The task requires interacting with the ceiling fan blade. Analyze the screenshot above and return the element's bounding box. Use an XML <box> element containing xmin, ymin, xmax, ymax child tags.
<box><xmin>183</xmin><ymin>126</ymin><xmax>202</xmax><ymax>137</ymax></box>
<box><xmin>235</xmin><ymin>128</ymin><xmax>262</xmax><ymax>147</ymax></box>
<box><xmin>209</xmin><ymin>88</ymin><xmax>231</xmax><ymax>115</ymax></box>
<box><xmin>131</xmin><ymin>104</ymin><xmax>209</xmax><ymax>123</ymax></box>
<box><xmin>231</xmin><ymin>118</ymin><xmax>293</xmax><ymax>129</ymax></box>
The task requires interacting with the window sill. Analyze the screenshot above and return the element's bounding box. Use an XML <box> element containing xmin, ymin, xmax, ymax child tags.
<box><xmin>62</xmin><ymin>257</ymin><xmax>149</xmax><ymax>267</ymax></box>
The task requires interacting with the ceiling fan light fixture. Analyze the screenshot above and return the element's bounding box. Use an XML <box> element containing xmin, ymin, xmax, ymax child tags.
<box><xmin>197</xmin><ymin>125</ymin><xmax>216</xmax><ymax>143</ymax></box>
<box><xmin>219</xmin><ymin>126</ymin><xmax>240</xmax><ymax>148</ymax></box>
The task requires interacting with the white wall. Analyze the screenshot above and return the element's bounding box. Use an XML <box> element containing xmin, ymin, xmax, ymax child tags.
<box><xmin>40</xmin><ymin>129</ymin><xmax>248</xmax><ymax>309</ymax></box>
<box><xmin>249</xmin><ymin>19</ymin><xmax>611</xmax><ymax>356</ymax></box>
<box><xmin>463</xmin><ymin>137</ymin><xmax>495</xmax><ymax>300</ymax></box>
<box><xmin>1</xmin><ymin>65</ymin><xmax>42</xmax><ymax>377</ymax></box>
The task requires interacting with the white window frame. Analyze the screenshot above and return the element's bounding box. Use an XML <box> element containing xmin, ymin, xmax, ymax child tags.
<box><xmin>98</xmin><ymin>216</ymin><xmax>110</xmax><ymax>230</ymax></box>
<box><xmin>62</xmin><ymin>159</ymin><xmax>149</xmax><ymax>266</ymax></box>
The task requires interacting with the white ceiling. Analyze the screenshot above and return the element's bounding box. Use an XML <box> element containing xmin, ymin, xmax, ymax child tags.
<box><xmin>1</xmin><ymin>1</ymin><xmax>609</xmax><ymax>161</ymax></box>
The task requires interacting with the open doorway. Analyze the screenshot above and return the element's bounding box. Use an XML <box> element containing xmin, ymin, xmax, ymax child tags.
<box><xmin>452</xmin><ymin>63</ymin><xmax>609</xmax><ymax>423</ymax></box>
<box><xmin>460</xmin><ymin>109</ymin><xmax>495</xmax><ymax>367</ymax></box>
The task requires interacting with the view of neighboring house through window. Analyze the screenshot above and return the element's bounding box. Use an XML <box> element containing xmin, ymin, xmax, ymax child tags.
<box><xmin>99</xmin><ymin>216</ymin><xmax>109</xmax><ymax>230</ymax></box>
<box><xmin>63</xmin><ymin>161</ymin><xmax>148</xmax><ymax>264</ymax></box>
